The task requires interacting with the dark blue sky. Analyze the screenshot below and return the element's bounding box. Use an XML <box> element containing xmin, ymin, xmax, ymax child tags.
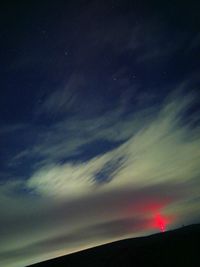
<box><xmin>0</xmin><ymin>1</ymin><xmax>200</xmax><ymax>266</ymax></box>
<box><xmin>1</xmin><ymin>1</ymin><xmax>199</xmax><ymax>177</ymax></box>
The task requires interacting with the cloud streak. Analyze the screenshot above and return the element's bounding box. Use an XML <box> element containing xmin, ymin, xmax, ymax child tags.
<box><xmin>27</xmin><ymin>88</ymin><xmax>200</xmax><ymax>197</ymax></box>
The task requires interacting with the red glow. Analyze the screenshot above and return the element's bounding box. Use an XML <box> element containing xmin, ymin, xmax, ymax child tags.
<box><xmin>155</xmin><ymin>214</ymin><xmax>166</xmax><ymax>232</ymax></box>
<box><xmin>125</xmin><ymin>198</ymin><xmax>176</xmax><ymax>232</ymax></box>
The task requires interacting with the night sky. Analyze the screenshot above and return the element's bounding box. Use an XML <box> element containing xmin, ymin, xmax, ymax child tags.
<box><xmin>0</xmin><ymin>1</ymin><xmax>200</xmax><ymax>266</ymax></box>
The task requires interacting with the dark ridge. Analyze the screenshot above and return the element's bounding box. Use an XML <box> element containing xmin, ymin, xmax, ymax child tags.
<box><xmin>27</xmin><ymin>224</ymin><xmax>200</xmax><ymax>267</ymax></box>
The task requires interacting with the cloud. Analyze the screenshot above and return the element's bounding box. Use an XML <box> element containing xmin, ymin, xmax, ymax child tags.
<box><xmin>0</xmin><ymin>124</ymin><xmax>27</xmax><ymax>136</ymax></box>
<box><xmin>27</xmin><ymin>162</ymin><xmax>98</xmax><ymax>198</ymax></box>
<box><xmin>26</xmin><ymin>89</ymin><xmax>200</xmax><ymax>199</ymax></box>
<box><xmin>35</xmin><ymin>74</ymin><xmax>85</xmax><ymax>117</ymax></box>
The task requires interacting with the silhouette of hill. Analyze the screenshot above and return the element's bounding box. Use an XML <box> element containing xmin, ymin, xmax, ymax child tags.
<box><xmin>28</xmin><ymin>224</ymin><xmax>200</xmax><ymax>267</ymax></box>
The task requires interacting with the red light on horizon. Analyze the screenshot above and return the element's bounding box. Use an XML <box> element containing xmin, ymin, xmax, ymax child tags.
<box><xmin>155</xmin><ymin>214</ymin><xmax>166</xmax><ymax>232</ymax></box>
<box><xmin>125</xmin><ymin>199</ymin><xmax>175</xmax><ymax>233</ymax></box>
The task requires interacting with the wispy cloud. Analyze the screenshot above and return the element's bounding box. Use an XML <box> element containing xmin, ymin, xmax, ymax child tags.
<box><xmin>25</xmin><ymin>88</ymin><xmax>200</xmax><ymax>199</ymax></box>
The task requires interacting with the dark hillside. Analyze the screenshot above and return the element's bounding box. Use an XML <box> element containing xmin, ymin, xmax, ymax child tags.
<box><xmin>28</xmin><ymin>224</ymin><xmax>200</xmax><ymax>267</ymax></box>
